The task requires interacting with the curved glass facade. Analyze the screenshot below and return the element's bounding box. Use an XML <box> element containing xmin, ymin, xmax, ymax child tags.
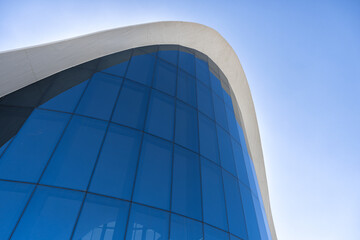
<box><xmin>0</xmin><ymin>45</ymin><xmax>271</xmax><ymax>240</ymax></box>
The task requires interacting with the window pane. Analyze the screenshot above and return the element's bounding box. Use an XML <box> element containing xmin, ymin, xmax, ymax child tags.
<box><xmin>217</xmin><ymin>125</ymin><xmax>237</xmax><ymax>176</ymax></box>
<box><xmin>89</xmin><ymin>124</ymin><xmax>142</xmax><ymax>200</ymax></box>
<box><xmin>197</xmin><ymin>81</ymin><xmax>214</xmax><ymax>120</ymax></box>
<box><xmin>177</xmin><ymin>70</ymin><xmax>197</xmax><ymax>108</ymax></box>
<box><xmin>223</xmin><ymin>89</ymin><xmax>233</xmax><ymax>110</ymax></box>
<box><xmin>210</xmin><ymin>73</ymin><xmax>223</xmax><ymax>99</ymax></box>
<box><xmin>125</xmin><ymin>203</ymin><xmax>169</xmax><ymax>240</ymax></box>
<box><xmin>179</xmin><ymin>51</ymin><xmax>195</xmax><ymax>76</ymax></box>
<box><xmin>72</xmin><ymin>194</ymin><xmax>130</xmax><ymax>240</ymax></box>
<box><xmin>102</xmin><ymin>61</ymin><xmax>129</xmax><ymax>77</ymax></box>
<box><xmin>0</xmin><ymin>138</ymin><xmax>11</xmax><ymax>156</ymax></box>
<box><xmin>145</xmin><ymin>90</ymin><xmax>175</xmax><ymax>141</ymax></box>
<box><xmin>170</xmin><ymin>214</ymin><xmax>203</xmax><ymax>240</ymax></box>
<box><xmin>12</xmin><ymin>186</ymin><xmax>84</xmax><ymax>240</ymax></box>
<box><xmin>0</xmin><ymin>181</ymin><xmax>34</xmax><ymax>239</ymax></box>
<box><xmin>112</xmin><ymin>80</ymin><xmax>150</xmax><ymax>130</ymax></box>
<box><xmin>171</xmin><ymin>146</ymin><xmax>202</xmax><ymax>221</ymax></box>
<box><xmin>204</xmin><ymin>224</ymin><xmax>229</xmax><ymax>240</ymax></box>
<box><xmin>126</xmin><ymin>54</ymin><xmax>155</xmax><ymax>86</ymax></box>
<box><xmin>76</xmin><ymin>73</ymin><xmax>122</xmax><ymax>120</ymax></box>
<box><xmin>41</xmin><ymin>116</ymin><xmax>107</xmax><ymax>190</ymax></box>
<box><xmin>0</xmin><ymin>109</ymin><xmax>70</xmax><ymax>182</ymax></box>
<box><xmin>213</xmin><ymin>93</ymin><xmax>229</xmax><ymax>131</ymax></box>
<box><xmin>231</xmin><ymin>139</ymin><xmax>249</xmax><ymax>187</ymax></box>
<box><xmin>201</xmin><ymin>157</ymin><xmax>228</xmax><ymax>231</ymax></box>
<box><xmin>133</xmin><ymin>134</ymin><xmax>173</xmax><ymax>210</ymax></box>
<box><xmin>222</xmin><ymin>171</ymin><xmax>247</xmax><ymax>239</ymax></box>
<box><xmin>158</xmin><ymin>50</ymin><xmax>178</xmax><ymax>66</ymax></box>
<box><xmin>153</xmin><ymin>59</ymin><xmax>177</xmax><ymax>96</ymax></box>
<box><xmin>225</xmin><ymin>106</ymin><xmax>240</xmax><ymax>142</ymax></box>
<box><xmin>196</xmin><ymin>58</ymin><xmax>210</xmax><ymax>87</ymax></box>
<box><xmin>175</xmin><ymin>101</ymin><xmax>199</xmax><ymax>153</ymax></box>
<box><xmin>198</xmin><ymin>113</ymin><xmax>220</xmax><ymax>164</ymax></box>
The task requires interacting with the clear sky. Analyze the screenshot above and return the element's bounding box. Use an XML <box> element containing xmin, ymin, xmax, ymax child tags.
<box><xmin>1</xmin><ymin>0</ymin><xmax>359</xmax><ymax>239</ymax></box>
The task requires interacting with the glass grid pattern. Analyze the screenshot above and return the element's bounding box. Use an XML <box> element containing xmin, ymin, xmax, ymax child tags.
<box><xmin>0</xmin><ymin>45</ymin><xmax>271</xmax><ymax>240</ymax></box>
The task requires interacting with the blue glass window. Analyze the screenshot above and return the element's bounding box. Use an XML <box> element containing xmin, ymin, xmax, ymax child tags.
<box><xmin>72</xmin><ymin>194</ymin><xmax>130</xmax><ymax>240</ymax></box>
<box><xmin>225</xmin><ymin>106</ymin><xmax>241</xmax><ymax>142</ymax></box>
<box><xmin>201</xmin><ymin>157</ymin><xmax>228</xmax><ymax>231</ymax></box>
<box><xmin>223</xmin><ymin>90</ymin><xmax>233</xmax><ymax>109</ymax></box>
<box><xmin>145</xmin><ymin>90</ymin><xmax>175</xmax><ymax>141</ymax></box>
<box><xmin>217</xmin><ymin>125</ymin><xmax>237</xmax><ymax>176</ymax></box>
<box><xmin>0</xmin><ymin>181</ymin><xmax>34</xmax><ymax>239</ymax></box>
<box><xmin>126</xmin><ymin>54</ymin><xmax>156</xmax><ymax>86</ymax></box>
<box><xmin>197</xmin><ymin>81</ymin><xmax>215</xmax><ymax>119</ymax></box>
<box><xmin>102</xmin><ymin>61</ymin><xmax>129</xmax><ymax>77</ymax></box>
<box><xmin>133</xmin><ymin>134</ymin><xmax>173</xmax><ymax>210</ymax></box>
<box><xmin>204</xmin><ymin>224</ymin><xmax>229</xmax><ymax>240</ymax></box>
<box><xmin>196</xmin><ymin>58</ymin><xmax>210</xmax><ymax>87</ymax></box>
<box><xmin>89</xmin><ymin>124</ymin><xmax>142</xmax><ymax>200</ymax></box>
<box><xmin>0</xmin><ymin>109</ymin><xmax>70</xmax><ymax>182</ymax></box>
<box><xmin>213</xmin><ymin>93</ymin><xmax>229</xmax><ymax>131</ymax></box>
<box><xmin>0</xmin><ymin>138</ymin><xmax>11</xmax><ymax>156</ymax></box>
<box><xmin>198</xmin><ymin>113</ymin><xmax>220</xmax><ymax>164</ymax></box>
<box><xmin>170</xmin><ymin>214</ymin><xmax>203</xmax><ymax>240</ymax></box>
<box><xmin>40</xmin><ymin>116</ymin><xmax>107</xmax><ymax>190</ymax></box>
<box><xmin>223</xmin><ymin>171</ymin><xmax>247</xmax><ymax>239</ymax></box>
<box><xmin>171</xmin><ymin>146</ymin><xmax>202</xmax><ymax>220</ymax></box>
<box><xmin>112</xmin><ymin>80</ymin><xmax>150</xmax><ymax>130</ymax></box>
<box><xmin>177</xmin><ymin>70</ymin><xmax>197</xmax><ymax>107</ymax></box>
<box><xmin>210</xmin><ymin>72</ymin><xmax>223</xmax><ymax>99</ymax></box>
<box><xmin>231</xmin><ymin>139</ymin><xmax>249</xmax><ymax>187</ymax></box>
<box><xmin>158</xmin><ymin>50</ymin><xmax>178</xmax><ymax>65</ymax></box>
<box><xmin>179</xmin><ymin>51</ymin><xmax>195</xmax><ymax>76</ymax></box>
<box><xmin>175</xmin><ymin>101</ymin><xmax>199</xmax><ymax>152</ymax></box>
<box><xmin>125</xmin><ymin>203</ymin><xmax>169</xmax><ymax>240</ymax></box>
<box><xmin>153</xmin><ymin>59</ymin><xmax>177</xmax><ymax>96</ymax></box>
<box><xmin>40</xmin><ymin>80</ymin><xmax>88</xmax><ymax>113</ymax></box>
<box><xmin>11</xmin><ymin>186</ymin><xmax>83</xmax><ymax>240</ymax></box>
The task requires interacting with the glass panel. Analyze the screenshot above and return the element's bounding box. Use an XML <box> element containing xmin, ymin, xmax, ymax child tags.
<box><xmin>225</xmin><ymin>106</ymin><xmax>240</xmax><ymax>142</ymax></box>
<box><xmin>76</xmin><ymin>73</ymin><xmax>122</xmax><ymax>120</ymax></box>
<box><xmin>195</xmin><ymin>58</ymin><xmax>210</xmax><ymax>87</ymax></box>
<box><xmin>40</xmin><ymin>80</ymin><xmax>88</xmax><ymax>113</ymax></box>
<box><xmin>223</xmin><ymin>89</ymin><xmax>233</xmax><ymax>110</ymax></box>
<box><xmin>179</xmin><ymin>51</ymin><xmax>195</xmax><ymax>76</ymax></box>
<box><xmin>40</xmin><ymin>116</ymin><xmax>107</xmax><ymax>190</ymax></box>
<box><xmin>153</xmin><ymin>59</ymin><xmax>177</xmax><ymax>96</ymax></box>
<box><xmin>204</xmin><ymin>224</ymin><xmax>229</xmax><ymax>240</ymax></box>
<box><xmin>125</xmin><ymin>203</ymin><xmax>169</xmax><ymax>240</ymax></box>
<box><xmin>102</xmin><ymin>61</ymin><xmax>129</xmax><ymax>77</ymax></box>
<box><xmin>170</xmin><ymin>214</ymin><xmax>203</xmax><ymax>240</ymax></box>
<box><xmin>198</xmin><ymin>113</ymin><xmax>220</xmax><ymax>164</ymax></box>
<box><xmin>0</xmin><ymin>138</ymin><xmax>11</xmax><ymax>156</ymax></box>
<box><xmin>89</xmin><ymin>124</ymin><xmax>142</xmax><ymax>200</ymax></box>
<box><xmin>217</xmin><ymin>125</ymin><xmax>237</xmax><ymax>176</ymax></box>
<box><xmin>171</xmin><ymin>146</ymin><xmax>202</xmax><ymax>221</ymax></box>
<box><xmin>0</xmin><ymin>109</ymin><xmax>70</xmax><ymax>182</ymax></box>
<box><xmin>175</xmin><ymin>101</ymin><xmax>199</xmax><ymax>153</ymax></box>
<box><xmin>177</xmin><ymin>70</ymin><xmax>197</xmax><ymax>108</ymax></box>
<box><xmin>231</xmin><ymin>139</ymin><xmax>249</xmax><ymax>187</ymax></box>
<box><xmin>126</xmin><ymin>54</ymin><xmax>156</xmax><ymax>86</ymax></box>
<box><xmin>210</xmin><ymin>73</ymin><xmax>223</xmax><ymax>99</ymax></box>
<box><xmin>158</xmin><ymin>50</ymin><xmax>178</xmax><ymax>66</ymax></box>
<box><xmin>201</xmin><ymin>157</ymin><xmax>228</xmax><ymax>231</ymax></box>
<box><xmin>197</xmin><ymin>81</ymin><xmax>215</xmax><ymax>120</ymax></box>
<box><xmin>133</xmin><ymin>134</ymin><xmax>173</xmax><ymax>210</ymax></box>
<box><xmin>213</xmin><ymin>93</ymin><xmax>229</xmax><ymax>131</ymax></box>
<box><xmin>112</xmin><ymin>80</ymin><xmax>150</xmax><ymax>130</ymax></box>
<box><xmin>222</xmin><ymin>171</ymin><xmax>247</xmax><ymax>239</ymax></box>
<box><xmin>145</xmin><ymin>90</ymin><xmax>175</xmax><ymax>141</ymax></box>
<box><xmin>0</xmin><ymin>181</ymin><xmax>34</xmax><ymax>239</ymax></box>
<box><xmin>11</xmin><ymin>186</ymin><xmax>84</xmax><ymax>240</ymax></box>
<box><xmin>72</xmin><ymin>194</ymin><xmax>130</xmax><ymax>240</ymax></box>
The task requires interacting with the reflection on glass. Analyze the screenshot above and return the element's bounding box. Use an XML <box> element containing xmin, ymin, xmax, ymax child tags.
<box><xmin>170</xmin><ymin>214</ymin><xmax>203</xmax><ymax>240</ymax></box>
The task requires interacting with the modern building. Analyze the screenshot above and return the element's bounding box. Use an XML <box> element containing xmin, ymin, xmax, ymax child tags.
<box><xmin>0</xmin><ymin>22</ymin><xmax>276</xmax><ymax>240</ymax></box>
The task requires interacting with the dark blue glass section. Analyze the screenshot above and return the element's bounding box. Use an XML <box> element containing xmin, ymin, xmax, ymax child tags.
<box><xmin>0</xmin><ymin>181</ymin><xmax>34</xmax><ymax>239</ymax></box>
<box><xmin>0</xmin><ymin>109</ymin><xmax>70</xmax><ymax>182</ymax></box>
<box><xmin>196</xmin><ymin>58</ymin><xmax>210</xmax><ymax>87</ymax></box>
<box><xmin>12</xmin><ymin>186</ymin><xmax>83</xmax><ymax>240</ymax></box>
<box><xmin>125</xmin><ymin>203</ymin><xmax>169</xmax><ymax>240</ymax></box>
<box><xmin>201</xmin><ymin>157</ymin><xmax>228</xmax><ymax>231</ymax></box>
<box><xmin>145</xmin><ymin>90</ymin><xmax>175</xmax><ymax>141</ymax></box>
<box><xmin>204</xmin><ymin>224</ymin><xmax>229</xmax><ymax>240</ymax></box>
<box><xmin>153</xmin><ymin>59</ymin><xmax>177</xmax><ymax>96</ymax></box>
<box><xmin>0</xmin><ymin>138</ymin><xmax>11</xmax><ymax>156</ymax></box>
<box><xmin>76</xmin><ymin>73</ymin><xmax>122</xmax><ymax>120</ymax></box>
<box><xmin>112</xmin><ymin>80</ymin><xmax>150</xmax><ymax>130</ymax></box>
<box><xmin>40</xmin><ymin>116</ymin><xmax>107</xmax><ymax>190</ymax></box>
<box><xmin>126</xmin><ymin>54</ymin><xmax>155</xmax><ymax>86</ymax></box>
<box><xmin>223</xmin><ymin>171</ymin><xmax>247</xmax><ymax>239</ymax></box>
<box><xmin>177</xmin><ymin>70</ymin><xmax>197</xmax><ymax>107</ymax></box>
<box><xmin>175</xmin><ymin>101</ymin><xmax>199</xmax><ymax>152</ymax></box>
<box><xmin>231</xmin><ymin>139</ymin><xmax>250</xmax><ymax>187</ymax></box>
<box><xmin>170</xmin><ymin>214</ymin><xmax>203</xmax><ymax>240</ymax></box>
<box><xmin>158</xmin><ymin>50</ymin><xmax>178</xmax><ymax>65</ymax></box>
<box><xmin>89</xmin><ymin>124</ymin><xmax>142</xmax><ymax>200</ymax></box>
<box><xmin>171</xmin><ymin>146</ymin><xmax>202</xmax><ymax>221</ymax></box>
<box><xmin>198</xmin><ymin>113</ymin><xmax>220</xmax><ymax>164</ymax></box>
<box><xmin>40</xmin><ymin>80</ymin><xmax>88</xmax><ymax>113</ymax></box>
<box><xmin>213</xmin><ymin>93</ymin><xmax>229</xmax><ymax>131</ymax></box>
<box><xmin>72</xmin><ymin>194</ymin><xmax>130</xmax><ymax>240</ymax></box>
<box><xmin>133</xmin><ymin>134</ymin><xmax>173</xmax><ymax>210</ymax></box>
<box><xmin>217</xmin><ymin>125</ymin><xmax>237</xmax><ymax>176</ymax></box>
<box><xmin>179</xmin><ymin>51</ymin><xmax>195</xmax><ymax>76</ymax></box>
<box><xmin>223</xmin><ymin>89</ymin><xmax>233</xmax><ymax>110</ymax></box>
<box><xmin>210</xmin><ymin>72</ymin><xmax>223</xmax><ymax>99</ymax></box>
<box><xmin>197</xmin><ymin>81</ymin><xmax>215</xmax><ymax>120</ymax></box>
<box><xmin>225</xmin><ymin>106</ymin><xmax>241</xmax><ymax>142</ymax></box>
<box><xmin>102</xmin><ymin>61</ymin><xmax>129</xmax><ymax>77</ymax></box>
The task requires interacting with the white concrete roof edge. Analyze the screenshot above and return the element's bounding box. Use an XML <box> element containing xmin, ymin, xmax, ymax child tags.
<box><xmin>0</xmin><ymin>21</ymin><xmax>276</xmax><ymax>239</ymax></box>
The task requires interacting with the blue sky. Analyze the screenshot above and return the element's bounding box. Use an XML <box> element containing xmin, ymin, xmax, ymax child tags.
<box><xmin>1</xmin><ymin>0</ymin><xmax>359</xmax><ymax>239</ymax></box>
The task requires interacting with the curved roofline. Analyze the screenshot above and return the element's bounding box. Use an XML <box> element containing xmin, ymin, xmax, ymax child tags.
<box><xmin>0</xmin><ymin>21</ymin><xmax>276</xmax><ymax>239</ymax></box>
